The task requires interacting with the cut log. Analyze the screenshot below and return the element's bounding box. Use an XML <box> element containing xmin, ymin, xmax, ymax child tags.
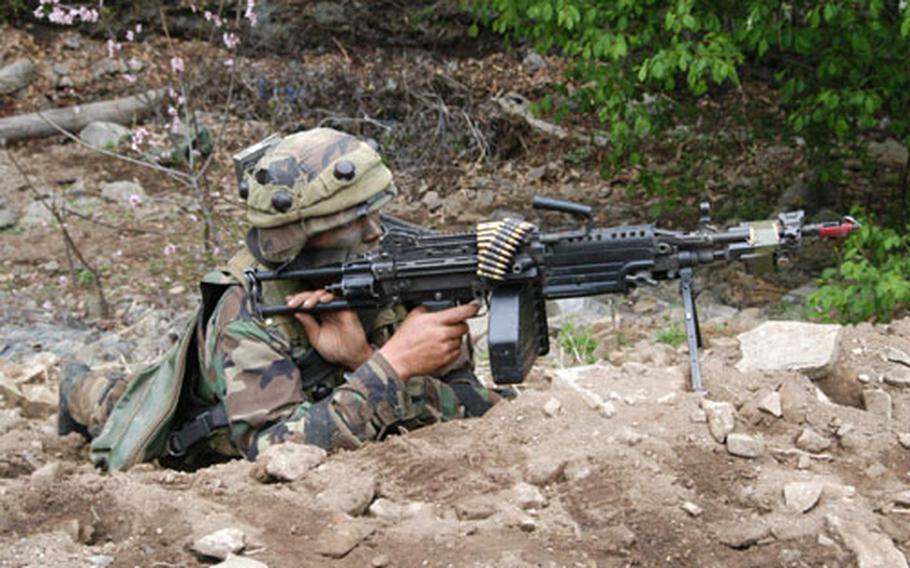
<box><xmin>0</xmin><ymin>89</ymin><xmax>163</xmax><ymax>144</ymax></box>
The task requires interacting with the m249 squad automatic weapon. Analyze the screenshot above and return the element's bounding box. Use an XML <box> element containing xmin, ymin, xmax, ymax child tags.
<box><xmin>244</xmin><ymin>196</ymin><xmax>858</xmax><ymax>394</ymax></box>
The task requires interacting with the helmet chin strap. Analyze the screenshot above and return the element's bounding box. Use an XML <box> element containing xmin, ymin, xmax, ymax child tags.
<box><xmin>283</xmin><ymin>240</ymin><xmax>377</xmax><ymax>270</ymax></box>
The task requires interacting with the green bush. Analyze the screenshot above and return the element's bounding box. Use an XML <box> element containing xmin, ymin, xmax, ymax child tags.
<box><xmin>809</xmin><ymin>217</ymin><xmax>910</xmax><ymax>323</ymax></box>
<box><xmin>473</xmin><ymin>1</ymin><xmax>910</xmax><ymax>190</ymax></box>
<box><xmin>1</xmin><ymin>0</ymin><xmax>28</xmax><ymax>23</ymax></box>
<box><xmin>557</xmin><ymin>321</ymin><xmax>599</xmax><ymax>364</ymax></box>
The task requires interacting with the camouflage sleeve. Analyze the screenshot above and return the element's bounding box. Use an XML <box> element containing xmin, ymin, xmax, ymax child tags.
<box><xmin>202</xmin><ymin>287</ymin><xmax>411</xmax><ymax>458</ymax></box>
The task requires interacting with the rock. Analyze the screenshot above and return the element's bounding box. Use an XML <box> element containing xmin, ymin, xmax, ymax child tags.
<box><xmin>255</xmin><ymin>442</ymin><xmax>326</xmax><ymax>482</ymax></box>
<box><xmin>598</xmin><ymin>524</ymin><xmax>636</xmax><ymax>553</ymax></box>
<box><xmin>865</xmin><ymin>462</ymin><xmax>887</xmax><ymax>479</ymax></box>
<box><xmin>30</xmin><ymin>461</ymin><xmax>64</xmax><ymax>488</ymax></box>
<box><xmin>525</xmin><ymin>455</ymin><xmax>567</xmax><ymax>486</ymax></box>
<box><xmin>714</xmin><ymin>521</ymin><xmax>772</xmax><ymax>549</ymax></box>
<box><xmin>893</xmin><ymin>490</ymin><xmax>910</xmax><ymax>508</ymax></box>
<box><xmin>868</xmin><ymin>138</ymin><xmax>909</xmax><ymax>169</ymax></box>
<box><xmin>455</xmin><ymin>495</ymin><xmax>499</xmax><ymax>520</ymax></box>
<box><xmin>689</xmin><ymin>409</ymin><xmax>707</xmax><ymax>423</ymax></box>
<box><xmin>127</xmin><ymin>57</ymin><xmax>145</xmax><ymax>72</ymax></box>
<box><xmin>781</xmin><ymin>283</ymin><xmax>818</xmax><ymax>304</ymax></box>
<box><xmin>92</xmin><ymin>57</ymin><xmax>127</xmax><ymax>79</ymax></box>
<box><xmin>783</xmin><ymin>481</ymin><xmax>824</xmax><ymax>513</ymax></box>
<box><xmin>80</xmin><ymin>122</ymin><xmax>131</xmax><ymax>149</ymax></box>
<box><xmin>100</xmin><ymin>180</ymin><xmax>146</xmax><ymax>204</ymax></box>
<box><xmin>884</xmin><ymin>346</ymin><xmax>910</xmax><ymax>367</ymax></box>
<box><xmin>549</xmin><ymin>297</ymin><xmax>611</xmax><ymax>322</ymax></box>
<box><xmin>370</xmin><ymin>554</ymin><xmax>390</xmax><ymax>568</ymax></box>
<box><xmin>796</xmin><ymin>428</ymin><xmax>831</xmax><ymax>454</ymax></box>
<box><xmin>542</xmin><ymin>397</ymin><xmax>561</xmax><ymax>417</ymax></box>
<box><xmin>315</xmin><ymin>518</ymin><xmax>375</xmax><ymax>559</ymax></box>
<box><xmin>884</xmin><ymin>368</ymin><xmax>910</xmax><ymax>388</ymax></box>
<box><xmin>899</xmin><ymin>433</ymin><xmax>910</xmax><ymax>449</ymax></box>
<box><xmin>0</xmin><ymin>208</ymin><xmax>17</xmax><ymax>230</ymax></box>
<box><xmin>317</xmin><ymin>475</ymin><xmax>377</xmax><ymax>516</ymax></box>
<box><xmin>681</xmin><ymin>501</ymin><xmax>703</xmax><ymax>517</ymax></box>
<box><xmin>702</xmin><ymin>400</ymin><xmax>736</xmax><ymax>443</ymax></box>
<box><xmin>778</xmin><ymin>181</ymin><xmax>817</xmax><ymax>211</ymax></box>
<box><xmin>62</xmin><ymin>34</ymin><xmax>81</xmax><ymax>50</ymax></box>
<box><xmin>726</xmin><ymin>433</ymin><xmax>764</xmax><ymax>458</ymax></box>
<box><xmin>421</xmin><ymin>190</ymin><xmax>442</xmax><ymax>211</ymax></box>
<box><xmin>0</xmin><ymin>59</ymin><xmax>35</xmax><ymax>95</ymax></box>
<box><xmin>527</xmin><ymin>165</ymin><xmax>547</xmax><ymax>180</ymax></box>
<box><xmin>0</xmin><ymin>408</ymin><xmax>24</xmax><ymax>435</ymax></box>
<box><xmin>367</xmin><ymin>498</ymin><xmax>406</xmax><ymax>520</ymax></box>
<box><xmin>758</xmin><ymin>391</ymin><xmax>783</xmax><ymax>418</ymax></box>
<box><xmin>736</xmin><ymin>321</ymin><xmax>842</xmax><ymax>379</ymax></box>
<box><xmin>192</xmin><ymin>528</ymin><xmax>246</xmax><ymax>560</ymax></box>
<box><xmin>213</xmin><ymin>555</ymin><xmax>269</xmax><ymax>568</ymax></box>
<box><xmin>509</xmin><ymin>482</ymin><xmax>547</xmax><ymax>510</ymax></box>
<box><xmin>52</xmin><ymin>62</ymin><xmax>70</xmax><ymax>76</ymax></box>
<box><xmin>0</xmin><ymin>373</ymin><xmax>23</xmax><ymax>406</ymax></box>
<box><xmin>600</xmin><ymin>400</ymin><xmax>617</xmax><ymax>418</ymax></box>
<box><xmin>522</xmin><ymin>51</ymin><xmax>546</xmax><ymax>73</ymax></box>
<box><xmin>862</xmin><ymin>389</ymin><xmax>892</xmax><ymax>420</ymax></box>
<box><xmin>88</xmin><ymin>555</ymin><xmax>114</xmax><ymax>567</ymax></box>
<box><xmin>20</xmin><ymin>199</ymin><xmax>59</xmax><ymax>228</ymax></box>
<box><xmin>826</xmin><ymin>514</ymin><xmax>909</xmax><ymax>568</ymax></box>
<box><xmin>614</xmin><ymin>427</ymin><xmax>645</xmax><ymax>447</ymax></box>
<box><xmin>702</xmin><ymin>303</ymin><xmax>739</xmax><ymax>322</ymax></box>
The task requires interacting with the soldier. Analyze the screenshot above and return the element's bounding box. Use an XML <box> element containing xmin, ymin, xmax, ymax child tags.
<box><xmin>59</xmin><ymin>127</ymin><xmax>500</xmax><ymax>470</ymax></box>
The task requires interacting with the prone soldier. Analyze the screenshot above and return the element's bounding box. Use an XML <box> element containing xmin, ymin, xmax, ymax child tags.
<box><xmin>59</xmin><ymin>127</ymin><xmax>500</xmax><ymax>470</ymax></box>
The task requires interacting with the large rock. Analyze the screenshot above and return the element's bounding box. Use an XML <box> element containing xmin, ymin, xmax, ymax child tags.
<box><xmin>826</xmin><ymin>514</ymin><xmax>908</xmax><ymax>568</ymax></box>
<box><xmin>0</xmin><ymin>59</ymin><xmax>35</xmax><ymax>95</ymax></box>
<box><xmin>783</xmin><ymin>481</ymin><xmax>823</xmax><ymax>513</ymax></box>
<box><xmin>315</xmin><ymin>517</ymin><xmax>375</xmax><ymax>559</ymax></box>
<box><xmin>862</xmin><ymin>389</ymin><xmax>892</xmax><ymax>420</ymax></box>
<box><xmin>254</xmin><ymin>442</ymin><xmax>326</xmax><ymax>482</ymax></box>
<box><xmin>726</xmin><ymin>433</ymin><xmax>764</xmax><ymax>458</ymax></box>
<box><xmin>736</xmin><ymin>321</ymin><xmax>842</xmax><ymax>379</ymax></box>
<box><xmin>796</xmin><ymin>427</ymin><xmax>831</xmax><ymax>453</ymax></box>
<box><xmin>316</xmin><ymin>475</ymin><xmax>377</xmax><ymax>516</ymax></box>
<box><xmin>79</xmin><ymin>122</ymin><xmax>131</xmax><ymax>149</ymax></box>
<box><xmin>192</xmin><ymin>528</ymin><xmax>246</xmax><ymax>560</ymax></box>
<box><xmin>100</xmin><ymin>180</ymin><xmax>146</xmax><ymax>204</ymax></box>
<box><xmin>213</xmin><ymin>556</ymin><xmax>268</xmax><ymax>568</ymax></box>
<box><xmin>868</xmin><ymin>138</ymin><xmax>909</xmax><ymax>169</ymax></box>
<box><xmin>0</xmin><ymin>208</ymin><xmax>18</xmax><ymax>230</ymax></box>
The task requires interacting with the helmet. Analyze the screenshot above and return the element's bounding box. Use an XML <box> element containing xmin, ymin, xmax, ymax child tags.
<box><xmin>243</xmin><ymin>128</ymin><xmax>396</xmax><ymax>264</ymax></box>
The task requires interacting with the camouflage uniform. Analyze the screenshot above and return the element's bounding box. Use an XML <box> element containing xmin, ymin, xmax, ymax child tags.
<box><xmin>61</xmin><ymin>128</ymin><xmax>498</xmax><ymax>468</ymax></box>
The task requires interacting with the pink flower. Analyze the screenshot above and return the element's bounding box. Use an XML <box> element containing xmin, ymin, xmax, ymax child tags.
<box><xmin>135</xmin><ymin>24</ymin><xmax>142</xmax><ymax>33</ymax></box>
<box><xmin>42</xmin><ymin>300</ymin><xmax>54</xmax><ymax>310</ymax></box>
<box><xmin>245</xmin><ymin>0</ymin><xmax>258</xmax><ymax>26</ymax></box>
<box><xmin>223</xmin><ymin>58</ymin><xmax>235</xmax><ymax>67</ymax></box>
<box><xmin>170</xmin><ymin>56</ymin><xmax>184</xmax><ymax>74</ymax></box>
<box><xmin>128</xmin><ymin>194</ymin><xmax>143</xmax><ymax>207</ymax></box>
<box><xmin>163</xmin><ymin>243</ymin><xmax>177</xmax><ymax>256</ymax></box>
<box><xmin>125</xmin><ymin>30</ymin><xmax>134</xmax><ymax>41</ymax></box>
<box><xmin>223</xmin><ymin>32</ymin><xmax>240</xmax><ymax>49</ymax></box>
<box><xmin>106</xmin><ymin>39</ymin><xmax>122</xmax><ymax>58</ymax></box>
<box><xmin>123</xmin><ymin>73</ymin><xmax>137</xmax><ymax>83</ymax></box>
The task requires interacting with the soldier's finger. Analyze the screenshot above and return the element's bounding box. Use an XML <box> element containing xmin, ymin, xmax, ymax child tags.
<box><xmin>442</xmin><ymin>322</ymin><xmax>470</xmax><ymax>338</ymax></box>
<box><xmin>434</xmin><ymin>302</ymin><xmax>480</xmax><ymax>324</ymax></box>
<box><xmin>286</xmin><ymin>292</ymin><xmax>313</xmax><ymax>308</ymax></box>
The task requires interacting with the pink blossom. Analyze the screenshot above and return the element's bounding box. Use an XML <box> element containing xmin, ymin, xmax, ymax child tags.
<box><xmin>245</xmin><ymin>0</ymin><xmax>258</xmax><ymax>26</ymax></box>
<box><xmin>123</xmin><ymin>73</ymin><xmax>137</xmax><ymax>83</ymax></box>
<box><xmin>188</xmin><ymin>214</ymin><xmax>198</xmax><ymax>222</ymax></box>
<box><xmin>128</xmin><ymin>194</ymin><xmax>144</xmax><ymax>207</ymax></box>
<box><xmin>223</xmin><ymin>58</ymin><xmax>235</xmax><ymax>67</ymax></box>
<box><xmin>42</xmin><ymin>300</ymin><xmax>54</xmax><ymax>310</ymax></box>
<box><xmin>163</xmin><ymin>243</ymin><xmax>177</xmax><ymax>256</ymax></box>
<box><xmin>130</xmin><ymin>127</ymin><xmax>149</xmax><ymax>151</ymax></box>
<box><xmin>167</xmin><ymin>87</ymin><xmax>178</xmax><ymax>99</ymax></box>
<box><xmin>170</xmin><ymin>56</ymin><xmax>184</xmax><ymax>74</ymax></box>
<box><xmin>223</xmin><ymin>32</ymin><xmax>240</xmax><ymax>49</ymax></box>
<box><xmin>167</xmin><ymin>106</ymin><xmax>178</xmax><ymax>117</ymax></box>
<box><xmin>135</xmin><ymin>24</ymin><xmax>142</xmax><ymax>33</ymax></box>
<box><xmin>106</xmin><ymin>39</ymin><xmax>122</xmax><ymax>58</ymax></box>
<box><xmin>125</xmin><ymin>30</ymin><xmax>134</xmax><ymax>41</ymax></box>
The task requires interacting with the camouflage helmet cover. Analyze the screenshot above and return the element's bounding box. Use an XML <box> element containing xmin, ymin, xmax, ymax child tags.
<box><xmin>244</xmin><ymin>127</ymin><xmax>396</xmax><ymax>264</ymax></box>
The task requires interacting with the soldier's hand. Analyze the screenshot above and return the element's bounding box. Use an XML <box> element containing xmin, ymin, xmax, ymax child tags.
<box><xmin>379</xmin><ymin>302</ymin><xmax>479</xmax><ymax>381</ymax></box>
<box><xmin>288</xmin><ymin>290</ymin><xmax>373</xmax><ymax>371</ymax></box>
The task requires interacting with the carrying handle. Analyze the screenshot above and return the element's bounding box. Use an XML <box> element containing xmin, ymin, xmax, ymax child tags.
<box><xmin>532</xmin><ymin>195</ymin><xmax>593</xmax><ymax>234</ymax></box>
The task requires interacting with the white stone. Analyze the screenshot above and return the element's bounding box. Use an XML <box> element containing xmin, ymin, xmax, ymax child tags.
<box><xmin>893</xmin><ymin>490</ymin><xmax>910</xmax><ymax>508</ymax></box>
<box><xmin>509</xmin><ymin>482</ymin><xmax>547</xmax><ymax>510</ymax></box>
<box><xmin>783</xmin><ymin>481</ymin><xmax>823</xmax><ymax>513</ymax></box>
<box><xmin>736</xmin><ymin>321</ymin><xmax>842</xmax><ymax>379</ymax></box>
<box><xmin>192</xmin><ymin>528</ymin><xmax>246</xmax><ymax>560</ymax></box>
<box><xmin>702</xmin><ymin>400</ymin><xmax>736</xmax><ymax>443</ymax></box>
<box><xmin>0</xmin><ymin>59</ymin><xmax>34</xmax><ymax>95</ymax></box>
<box><xmin>796</xmin><ymin>428</ymin><xmax>831</xmax><ymax>454</ymax></box>
<box><xmin>680</xmin><ymin>501</ymin><xmax>703</xmax><ymax>517</ymax></box>
<box><xmin>317</xmin><ymin>475</ymin><xmax>377</xmax><ymax>516</ymax></box>
<box><xmin>884</xmin><ymin>368</ymin><xmax>910</xmax><ymax>388</ymax></box>
<box><xmin>614</xmin><ymin>427</ymin><xmax>645</xmax><ymax>447</ymax></box>
<box><xmin>758</xmin><ymin>391</ymin><xmax>783</xmax><ymax>418</ymax></box>
<box><xmin>101</xmin><ymin>180</ymin><xmax>146</xmax><ymax>204</ymax></box>
<box><xmin>826</xmin><ymin>514</ymin><xmax>909</xmax><ymax>568</ymax></box>
<box><xmin>899</xmin><ymin>432</ymin><xmax>910</xmax><ymax>449</ymax></box>
<box><xmin>542</xmin><ymin>397</ymin><xmax>561</xmax><ymax>417</ymax></box>
<box><xmin>726</xmin><ymin>434</ymin><xmax>764</xmax><ymax>458</ymax></box>
<box><xmin>256</xmin><ymin>442</ymin><xmax>326</xmax><ymax>482</ymax></box>
<box><xmin>862</xmin><ymin>389</ymin><xmax>892</xmax><ymax>420</ymax></box>
<box><xmin>213</xmin><ymin>555</ymin><xmax>268</xmax><ymax>568</ymax></box>
<box><xmin>79</xmin><ymin>122</ymin><xmax>131</xmax><ymax>148</ymax></box>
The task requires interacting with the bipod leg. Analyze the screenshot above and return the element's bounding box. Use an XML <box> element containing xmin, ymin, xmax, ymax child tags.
<box><xmin>679</xmin><ymin>267</ymin><xmax>705</xmax><ymax>395</ymax></box>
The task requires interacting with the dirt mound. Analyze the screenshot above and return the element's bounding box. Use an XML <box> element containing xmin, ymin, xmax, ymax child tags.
<box><xmin>2</xmin><ymin>317</ymin><xmax>909</xmax><ymax>567</ymax></box>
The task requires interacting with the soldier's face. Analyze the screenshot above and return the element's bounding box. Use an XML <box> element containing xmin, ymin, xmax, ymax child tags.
<box><xmin>307</xmin><ymin>213</ymin><xmax>383</xmax><ymax>251</ymax></box>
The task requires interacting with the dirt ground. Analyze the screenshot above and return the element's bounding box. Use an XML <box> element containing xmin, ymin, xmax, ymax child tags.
<box><xmin>2</xmin><ymin>16</ymin><xmax>909</xmax><ymax>568</ymax></box>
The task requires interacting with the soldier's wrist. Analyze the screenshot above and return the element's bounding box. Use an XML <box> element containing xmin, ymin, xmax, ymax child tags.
<box><xmin>377</xmin><ymin>345</ymin><xmax>410</xmax><ymax>382</ymax></box>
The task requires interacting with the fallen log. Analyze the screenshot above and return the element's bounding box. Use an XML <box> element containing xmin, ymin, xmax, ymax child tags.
<box><xmin>0</xmin><ymin>89</ymin><xmax>163</xmax><ymax>144</ymax></box>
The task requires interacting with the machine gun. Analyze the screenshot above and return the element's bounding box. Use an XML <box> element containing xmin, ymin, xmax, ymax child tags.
<box><xmin>244</xmin><ymin>196</ymin><xmax>858</xmax><ymax>393</ymax></box>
